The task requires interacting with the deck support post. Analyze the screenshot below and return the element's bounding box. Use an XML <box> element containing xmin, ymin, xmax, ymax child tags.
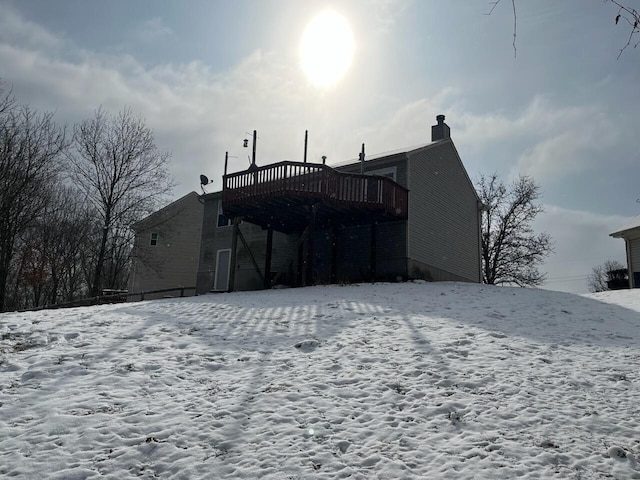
<box><xmin>264</xmin><ymin>226</ymin><xmax>273</xmax><ymax>289</ymax></box>
<box><xmin>228</xmin><ymin>217</ymin><xmax>240</xmax><ymax>292</ymax></box>
<box><xmin>331</xmin><ymin>222</ymin><xmax>339</xmax><ymax>284</ymax></box>
<box><xmin>236</xmin><ymin>227</ymin><xmax>264</xmax><ymax>285</ymax></box>
<box><xmin>305</xmin><ymin>204</ymin><xmax>317</xmax><ymax>286</ymax></box>
<box><xmin>297</xmin><ymin>238</ymin><xmax>304</xmax><ymax>287</ymax></box>
<box><xmin>370</xmin><ymin>222</ymin><xmax>377</xmax><ymax>283</ymax></box>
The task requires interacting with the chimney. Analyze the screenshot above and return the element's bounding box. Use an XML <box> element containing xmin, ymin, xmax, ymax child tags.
<box><xmin>431</xmin><ymin>114</ymin><xmax>450</xmax><ymax>141</ymax></box>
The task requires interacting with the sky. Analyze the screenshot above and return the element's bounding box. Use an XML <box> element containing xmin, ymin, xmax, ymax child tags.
<box><xmin>1</xmin><ymin>0</ymin><xmax>639</xmax><ymax>293</ymax></box>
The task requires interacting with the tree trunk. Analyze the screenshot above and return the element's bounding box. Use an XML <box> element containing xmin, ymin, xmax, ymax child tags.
<box><xmin>92</xmin><ymin>224</ymin><xmax>109</xmax><ymax>296</ymax></box>
<box><xmin>0</xmin><ymin>233</ymin><xmax>14</xmax><ymax>312</ymax></box>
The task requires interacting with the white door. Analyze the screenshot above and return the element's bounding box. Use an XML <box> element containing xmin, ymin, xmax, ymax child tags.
<box><xmin>214</xmin><ymin>249</ymin><xmax>231</xmax><ymax>291</ymax></box>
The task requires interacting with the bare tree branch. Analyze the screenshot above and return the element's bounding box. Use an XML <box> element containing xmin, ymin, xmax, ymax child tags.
<box><xmin>609</xmin><ymin>0</ymin><xmax>640</xmax><ymax>58</ymax></box>
<box><xmin>484</xmin><ymin>0</ymin><xmax>517</xmax><ymax>57</ymax></box>
<box><xmin>486</xmin><ymin>0</ymin><xmax>639</xmax><ymax>58</ymax></box>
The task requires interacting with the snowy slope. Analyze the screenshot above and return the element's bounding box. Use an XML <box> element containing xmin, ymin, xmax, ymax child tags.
<box><xmin>1</xmin><ymin>282</ymin><xmax>639</xmax><ymax>479</ymax></box>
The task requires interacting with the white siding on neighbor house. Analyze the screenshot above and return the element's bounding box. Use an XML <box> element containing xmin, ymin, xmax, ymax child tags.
<box><xmin>406</xmin><ymin>141</ymin><xmax>480</xmax><ymax>282</ymax></box>
<box><xmin>130</xmin><ymin>192</ymin><xmax>204</xmax><ymax>297</ymax></box>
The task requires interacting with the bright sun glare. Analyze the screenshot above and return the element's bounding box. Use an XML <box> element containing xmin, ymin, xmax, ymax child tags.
<box><xmin>299</xmin><ymin>10</ymin><xmax>355</xmax><ymax>88</ymax></box>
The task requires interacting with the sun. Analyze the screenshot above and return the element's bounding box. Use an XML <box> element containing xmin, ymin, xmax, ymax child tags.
<box><xmin>299</xmin><ymin>10</ymin><xmax>355</xmax><ymax>88</ymax></box>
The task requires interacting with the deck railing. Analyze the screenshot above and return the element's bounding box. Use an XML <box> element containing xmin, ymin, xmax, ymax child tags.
<box><xmin>223</xmin><ymin>161</ymin><xmax>407</xmax><ymax>218</ymax></box>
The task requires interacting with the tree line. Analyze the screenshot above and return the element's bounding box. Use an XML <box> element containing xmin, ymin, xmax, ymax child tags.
<box><xmin>0</xmin><ymin>80</ymin><xmax>174</xmax><ymax>312</ymax></box>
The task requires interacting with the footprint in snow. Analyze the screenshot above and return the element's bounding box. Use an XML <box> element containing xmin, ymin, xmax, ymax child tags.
<box><xmin>294</xmin><ymin>339</ymin><xmax>320</xmax><ymax>352</ymax></box>
<box><xmin>608</xmin><ymin>445</ymin><xmax>637</xmax><ymax>466</ymax></box>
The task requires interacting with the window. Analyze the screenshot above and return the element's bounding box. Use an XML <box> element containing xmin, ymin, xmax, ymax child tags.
<box><xmin>367</xmin><ymin>166</ymin><xmax>397</xmax><ymax>181</ymax></box>
<box><xmin>150</xmin><ymin>232</ymin><xmax>159</xmax><ymax>246</ymax></box>
<box><xmin>217</xmin><ymin>200</ymin><xmax>231</xmax><ymax>228</ymax></box>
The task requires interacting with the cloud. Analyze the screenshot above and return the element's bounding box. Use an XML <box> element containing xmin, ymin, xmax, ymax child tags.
<box><xmin>511</xmin><ymin>103</ymin><xmax>618</xmax><ymax>180</ymax></box>
<box><xmin>135</xmin><ymin>17</ymin><xmax>174</xmax><ymax>44</ymax></box>
<box><xmin>368</xmin><ymin>0</ymin><xmax>413</xmax><ymax>33</ymax></box>
<box><xmin>443</xmin><ymin>96</ymin><xmax>619</xmax><ymax>181</ymax></box>
<box><xmin>0</xmin><ymin>5</ymin><xmax>64</xmax><ymax>53</ymax></box>
<box><xmin>0</xmin><ymin>8</ymin><xmax>301</xmax><ymax>190</ymax></box>
<box><xmin>0</xmin><ymin>4</ymin><xmax>629</xmax><ymax>219</ymax></box>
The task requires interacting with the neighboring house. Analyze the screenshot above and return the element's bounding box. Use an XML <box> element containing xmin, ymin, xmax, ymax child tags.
<box><xmin>131</xmin><ymin>115</ymin><xmax>483</xmax><ymax>295</ymax></box>
<box><xmin>129</xmin><ymin>191</ymin><xmax>204</xmax><ymax>299</ymax></box>
<box><xmin>610</xmin><ymin>214</ymin><xmax>640</xmax><ymax>288</ymax></box>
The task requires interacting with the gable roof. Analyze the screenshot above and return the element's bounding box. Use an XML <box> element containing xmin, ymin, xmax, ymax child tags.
<box><xmin>610</xmin><ymin>213</ymin><xmax>640</xmax><ymax>238</ymax></box>
<box><xmin>133</xmin><ymin>191</ymin><xmax>202</xmax><ymax>230</ymax></box>
<box><xmin>332</xmin><ymin>139</ymin><xmax>455</xmax><ymax>169</ymax></box>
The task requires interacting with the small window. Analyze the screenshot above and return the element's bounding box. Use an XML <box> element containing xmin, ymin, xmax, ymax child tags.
<box><xmin>367</xmin><ymin>166</ymin><xmax>397</xmax><ymax>181</ymax></box>
<box><xmin>150</xmin><ymin>232</ymin><xmax>159</xmax><ymax>246</ymax></box>
<box><xmin>217</xmin><ymin>200</ymin><xmax>231</xmax><ymax>228</ymax></box>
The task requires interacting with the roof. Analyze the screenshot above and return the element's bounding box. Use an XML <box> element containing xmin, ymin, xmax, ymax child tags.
<box><xmin>132</xmin><ymin>191</ymin><xmax>202</xmax><ymax>230</ymax></box>
<box><xmin>610</xmin><ymin>213</ymin><xmax>640</xmax><ymax>237</ymax></box>
<box><xmin>331</xmin><ymin>140</ymin><xmax>445</xmax><ymax>169</ymax></box>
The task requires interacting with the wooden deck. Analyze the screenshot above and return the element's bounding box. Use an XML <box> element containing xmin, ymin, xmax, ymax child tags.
<box><xmin>222</xmin><ymin>161</ymin><xmax>408</xmax><ymax>233</ymax></box>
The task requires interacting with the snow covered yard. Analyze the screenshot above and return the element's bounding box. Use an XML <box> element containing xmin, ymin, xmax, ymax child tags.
<box><xmin>1</xmin><ymin>282</ymin><xmax>639</xmax><ymax>479</ymax></box>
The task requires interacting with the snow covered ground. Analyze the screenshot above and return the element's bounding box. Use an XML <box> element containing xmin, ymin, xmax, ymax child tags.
<box><xmin>1</xmin><ymin>282</ymin><xmax>639</xmax><ymax>479</ymax></box>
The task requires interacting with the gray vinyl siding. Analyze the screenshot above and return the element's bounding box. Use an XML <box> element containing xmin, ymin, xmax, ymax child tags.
<box><xmin>196</xmin><ymin>193</ymin><xmax>299</xmax><ymax>292</ymax></box>
<box><xmin>129</xmin><ymin>192</ymin><xmax>203</xmax><ymax>297</ymax></box>
<box><xmin>406</xmin><ymin>141</ymin><xmax>480</xmax><ymax>282</ymax></box>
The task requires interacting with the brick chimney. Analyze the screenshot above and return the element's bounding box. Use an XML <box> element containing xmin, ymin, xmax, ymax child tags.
<box><xmin>431</xmin><ymin>114</ymin><xmax>450</xmax><ymax>141</ymax></box>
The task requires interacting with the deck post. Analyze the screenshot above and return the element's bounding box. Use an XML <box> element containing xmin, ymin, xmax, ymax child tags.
<box><xmin>303</xmin><ymin>130</ymin><xmax>308</xmax><ymax>163</ymax></box>
<box><xmin>370</xmin><ymin>222</ymin><xmax>377</xmax><ymax>283</ymax></box>
<box><xmin>305</xmin><ymin>205</ymin><xmax>317</xmax><ymax>286</ymax></box>
<box><xmin>264</xmin><ymin>226</ymin><xmax>274</xmax><ymax>289</ymax></box>
<box><xmin>252</xmin><ymin>130</ymin><xmax>257</xmax><ymax>167</ymax></box>
<box><xmin>237</xmin><ymin>227</ymin><xmax>265</xmax><ymax>285</ymax></box>
<box><xmin>331</xmin><ymin>222</ymin><xmax>339</xmax><ymax>284</ymax></box>
<box><xmin>297</xmin><ymin>239</ymin><xmax>304</xmax><ymax>286</ymax></box>
<box><xmin>228</xmin><ymin>217</ymin><xmax>240</xmax><ymax>292</ymax></box>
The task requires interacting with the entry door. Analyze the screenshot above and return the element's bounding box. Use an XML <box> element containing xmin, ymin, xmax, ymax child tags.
<box><xmin>214</xmin><ymin>249</ymin><xmax>231</xmax><ymax>291</ymax></box>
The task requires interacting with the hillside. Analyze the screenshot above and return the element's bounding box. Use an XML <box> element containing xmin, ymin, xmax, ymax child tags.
<box><xmin>1</xmin><ymin>282</ymin><xmax>639</xmax><ymax>479</ymax></box>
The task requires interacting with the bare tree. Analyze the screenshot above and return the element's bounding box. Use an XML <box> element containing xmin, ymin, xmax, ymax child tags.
<box><xmin>0</xmin><ymin>82</ymin><xmax>68</xmax><ymax>311</ymax></box>
<box><xmin>587</xmin><ymin>259</ymin><xmax>626</xmax><ymax>292</ymax></box>
<box><xmin>70</xmin><ymin>107</ymin><xmax>174</xmax><ymax>295</ymax></box>
<box><xmin>477</xmin><ymin>173</ymin><xmax>553</xmax><ymax>287</ymax></box>
<box><xmin>486</xmin><ymin>0</ymin><xmax>640</xmax><ymax>58</ymax></box>
<box><xmin>19</xmin><ymin>186</ymin><xmax>97</xmax><ymax>306</ymax></box>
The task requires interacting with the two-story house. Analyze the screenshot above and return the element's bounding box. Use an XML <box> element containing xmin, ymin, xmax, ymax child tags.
<box><xmin>130</xmin><ymin>115</ymin><xmax>483</xmax><ymax>295</ymax></box>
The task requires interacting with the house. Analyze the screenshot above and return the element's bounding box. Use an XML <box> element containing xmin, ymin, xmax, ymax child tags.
<box><xmin>129</xmin><ymin>191</ymin><xmax>204</xmax><ymax>299</ymax></box>
<box><xmin>610</xmin><ymin>214</ymin><xmax>640</xmax><ymax>288</ymax></box>
<box><xmin>198</xmin><ymin>115</ymin><xmax>482</xmax><ymax>292</ymax></box>
<box><xmin>130</xmin><ymin>115</ymin><xmax>483</xmax><ymax>296</ymax></box>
